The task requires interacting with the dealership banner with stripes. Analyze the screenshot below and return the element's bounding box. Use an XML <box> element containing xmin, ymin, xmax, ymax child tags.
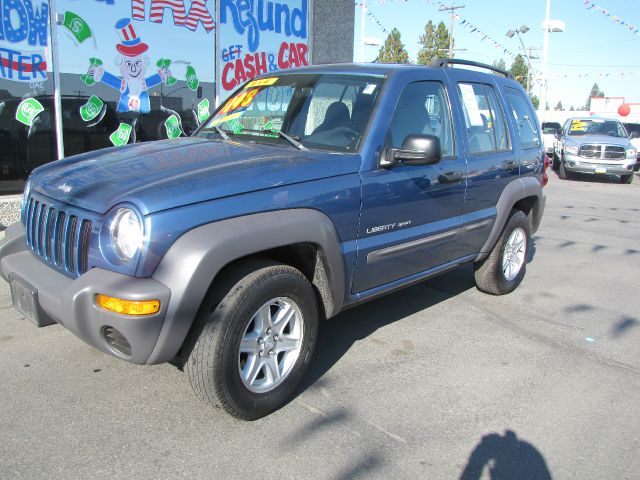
<box><xmin>55</xmin><ymin>0</ymin><xmax>216</xmax><ymax>91</ymax></box>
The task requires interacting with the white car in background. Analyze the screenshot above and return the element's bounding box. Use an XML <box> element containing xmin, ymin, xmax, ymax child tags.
<box><xmin>541</xmin><ymin>121</ymin><xmax>561</xmax><ymax>159</ymax></box>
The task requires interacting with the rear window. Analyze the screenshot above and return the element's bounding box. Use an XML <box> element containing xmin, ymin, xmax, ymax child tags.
<box><xmin>542</xmin><ymin>122</ymin><xmax>561</xmax><ymax>133</ymax></box>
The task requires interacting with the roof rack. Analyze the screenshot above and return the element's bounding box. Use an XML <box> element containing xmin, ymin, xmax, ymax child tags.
<box><xmin>431</xmin><ymin>58</ymin><xmax>513</xmax><ymax>79</ymax></box>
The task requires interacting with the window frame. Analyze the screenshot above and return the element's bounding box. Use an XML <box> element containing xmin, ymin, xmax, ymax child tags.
<box><xmin>503</xmin><ymin>86</ymin><xmax>542</xmax><ymax>150</ymax></box>
<box><xmin>386</xmin><ymin>80</ymin><xmax>457</xmax><ymax>160</ymax></box>
<box><xmin>457</xmin><ymin>81</ymin><xmax>512</xmax><ymax>156</ymax></box>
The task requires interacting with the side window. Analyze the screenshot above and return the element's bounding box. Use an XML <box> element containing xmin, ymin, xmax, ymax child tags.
<box><xmin>458</xmin><ymin>82</ymin><xmax>511</xmax><ymax>155</ymax></box>
<box><xmin>504</xmin><ymin>87</ymin><xmax>541</xmax><ymax>149</ymax></box>
<box><xmin>388</xmin><ymin>81</ymin><xmax>455</xmax><ymax>157</ymax></box>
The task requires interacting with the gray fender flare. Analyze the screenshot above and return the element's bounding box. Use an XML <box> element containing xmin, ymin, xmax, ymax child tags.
<box><xmin>475</xmin><ymin>176</ymin><xmax>544</xmax><ymax>262</ymax></box>
<box><xmin>146</xmin><ymin>209</ymin><xmax>345</xmax><ymax>364</ymax></box>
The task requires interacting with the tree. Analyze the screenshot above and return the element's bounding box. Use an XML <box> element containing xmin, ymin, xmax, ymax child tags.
<box><xmin>585</xmin><ymin>82</ymin><xmax>605</xmax><ymax>111</ymax></box>
<box><xmin>417</xmin><ymin>21</ymin><xmax>436</xmax><ymax>65</ymax></box>
<box><xmin>569</xmin><ymin>106</ymin><xmax>575</xmax><ymax>111</ymax></box>
<box><xmin>417</xmin><ymin>21</ymin><xmax>450</xmax><ymax>64</ymax></box>
<box><xmin>530</xmin><ymin>95</ymin><xmax>540</xmax><ymax>109</ymax></box>
<box><xmin>493</xmin><ymin>58</ymin><xmax>507</xmax><ymax>73</ymax></box>
<box><xmin>555</xmin><ymin>100</ymin><xmax>563</xmax><ymax>111</ymax></box>
<box><xmin>378</xmin><ymin>28</ymin><xmax>410</xmax><ymax>64</ymax></box>
<box><xmin>509</xmin><ymin>55</ymin><xmax>529</xmax><ymax>91</ymax></box>
<box><xmin>434</xmin><ymin>21</ymin><xmax>451</xmax><ymax>58</ymax></box>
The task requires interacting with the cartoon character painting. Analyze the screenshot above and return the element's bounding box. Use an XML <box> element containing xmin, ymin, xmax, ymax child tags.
<box><xmin>86</xmin><ymin>18</ymin><xmax>171</xmax><ymax>113</ymax></box>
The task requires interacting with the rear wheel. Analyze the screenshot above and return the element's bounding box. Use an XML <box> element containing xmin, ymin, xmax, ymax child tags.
<box><xmin>185</xmin><ymin>260</ymin><xmax>318</xmax><ymax>420</ymax></box>
<box><xmin>474</xmin><ymin>210</ymin><xmax>531</xmax><ymax>295</ymax></box>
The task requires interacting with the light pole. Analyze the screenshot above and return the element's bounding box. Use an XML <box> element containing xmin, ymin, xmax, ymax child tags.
<box><xmin>506</xmin><ymin>25</ymin><xmax>538</xmax><ymax>96</ymax></box>
<box><xmin>359</xmin><ymin>1</ymin><xmax>366</xmax><ymax>62</ymax></box>
<box><xmin>539</xmin><ymin>0</ymin><xmax>565</xmax><ymax>117</ymax></box>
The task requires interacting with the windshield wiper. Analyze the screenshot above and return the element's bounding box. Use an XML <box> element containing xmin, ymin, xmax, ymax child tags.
<box><xmin>212</xmin><ymin>125</ymin><xmax>231</xmax><ymax>141</ymax></box>
<box><xmin>240</xmin><ymin>128</ymin><xmax>308</xmax><ymax>151</ymax></box>
<box><xmin>265</xmin><ymin>128</ymin><xmax>308</xmax><ymax>151</ymax></box>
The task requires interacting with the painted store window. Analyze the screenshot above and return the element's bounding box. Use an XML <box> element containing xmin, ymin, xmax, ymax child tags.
<box><xmin>56</xmin><ymin>0</ymin><xmax>215</xmax><ymax>151</ymax></box>
<box><xmin>0</xmin><ymin>0</ymin><xmax>56</xmax><ymax>193</ymax></box>
<box><xmin>0</xmin><ymin>0</ymin><xmax>314</xmax><ymax>194</ymax></box>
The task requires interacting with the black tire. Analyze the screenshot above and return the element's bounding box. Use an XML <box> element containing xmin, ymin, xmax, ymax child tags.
<box><xmin>620</xmin><ymin>173</ymin><xmax>633</xmax><ymax>184</ymax></box>
<box><xmin>474</xmin><ymin>210</ymin><xmax>531</xmax><ymax>295</ymax></box>
<box><xmin>184</xmin><ymin>260</ymin><xmax>318</xmax><ymax>420</ymax></box>
<box><xmin>552</xmin><ymin>153</ymin><xmax>560</xmax><ymax>171</ymax></box>
<box><xmin>558</xmin><ymin>157</ymin><xmax>569</xmax><ymax>180</ymax></box>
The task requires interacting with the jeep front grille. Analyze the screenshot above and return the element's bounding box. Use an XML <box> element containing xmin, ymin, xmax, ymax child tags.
<box><xmin>578</xmin><ymin>144</ymin><xmax>626</xmax><ymax>159</ymax></box>
<box><xmin>24</xmin><ymin>196</ymin><xmax>92</xmax><ymax>277</ymax></box>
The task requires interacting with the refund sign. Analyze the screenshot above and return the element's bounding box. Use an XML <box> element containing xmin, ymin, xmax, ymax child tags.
<box><xmin>0</xmin><ymin>0</ymin><xmax>49</xmax><ymax>82</ymax></box>
<box><xmin>219</xmin><ymin>0</ymin><xmax>309</xmax><ymax>95</ymax></box>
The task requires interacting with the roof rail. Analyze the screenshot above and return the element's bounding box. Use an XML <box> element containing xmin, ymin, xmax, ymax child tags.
<box><xmin>431</xmin><ymin>58</ymin><xmax>513</xmax><ymax>79</ymax></box>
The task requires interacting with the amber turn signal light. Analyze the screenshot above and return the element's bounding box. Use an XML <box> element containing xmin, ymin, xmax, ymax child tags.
<box><xmin>96</xmin><ymin>294</ymin><xmax>160</xmax><ymax>316</ymax></box>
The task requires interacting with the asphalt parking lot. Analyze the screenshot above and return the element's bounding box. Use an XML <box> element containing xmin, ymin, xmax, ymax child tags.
<box><xmin>1</xmin><ymin>171</ymin><xmax>639</xmax><ymax>480</ymax></box>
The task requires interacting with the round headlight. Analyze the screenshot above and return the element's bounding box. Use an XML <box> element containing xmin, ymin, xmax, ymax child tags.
<box><xmin>109</xmin><ymin>208</ymin><xmax>143</xmax><ymax>261</ymax></box>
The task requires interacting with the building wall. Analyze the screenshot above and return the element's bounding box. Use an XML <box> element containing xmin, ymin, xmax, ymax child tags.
<box><xmin>312</xmin><ymin>0</ymin><xmax>354</xmax><ymax>65</ymax></box>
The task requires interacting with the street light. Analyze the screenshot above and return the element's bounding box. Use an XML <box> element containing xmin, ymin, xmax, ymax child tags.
<box><xmin>505</xmin><ymin>25</ymin><xmax>537</xmax><ymax>95</ymax></box>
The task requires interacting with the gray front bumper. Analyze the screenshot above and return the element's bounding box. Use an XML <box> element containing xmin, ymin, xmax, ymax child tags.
<box><xmin>0</xmin><ymin>223</ymin><xmax>171</xmax><ymax>364</ymax></box>
<box><xmin>563</xmin><ymin>154</ymin><xmax>636</xmax><ymax>175</ymax></box>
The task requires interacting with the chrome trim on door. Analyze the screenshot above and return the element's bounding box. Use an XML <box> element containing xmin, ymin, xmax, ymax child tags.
<box><xmin>366</xmin><ymin>229</ymin><xmax>459</xmax><ymax>264</ymax></box>
<box><xmin>463</xmin><ymin>218</ymin><xmax>494</xmax><ymax>232</ymax></box>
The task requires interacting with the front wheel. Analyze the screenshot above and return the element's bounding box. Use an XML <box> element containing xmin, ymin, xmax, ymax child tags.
<box><xmin>474</xmin><ymin>210</ymin><xmax>531</xmax><ymax>295</ymax></box>
<box><xmin>185</xmin><ymin>260</ymin><xmax>319</xmax><ymax>420</ymax></box>
<box><xmin>620</xmin><ymin>173</ymin><xmax>633</xmax><ymax>184</ymax></box>
<box><xmin>552</xmin><ymin>153</ymin><xmax>560</xmax><ymax>171</ymax></box>
<box><xmin>558</xmin><ymin>157</ymin><xmax>570</xmax><ymax>180</ymax></box>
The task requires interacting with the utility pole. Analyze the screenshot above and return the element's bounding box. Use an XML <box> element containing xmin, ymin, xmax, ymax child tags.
<box><xmin>439</xmin><ymin>3</ymin><xmax>465</xmax><ymax>58</ymax></box>
<box><xmin>525</xmin><ymin>47</ymin><xmax>541</xmax><ymax>96</ymax></box>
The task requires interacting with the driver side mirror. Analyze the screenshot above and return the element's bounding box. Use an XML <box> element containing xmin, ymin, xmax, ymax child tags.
<box><xmin>554</xmin><ymin>129</ymin><xmax>562</xmax><ymax>140</ymax></box>
<box><xmin>630</xmin><ymin>131</ymin><xmax>640</xmax><ymax>139</ymax></box>
<box><xmin>382</xmin><ymin>134</ymin><xmax>442</xmax><ymax>168</ymax></box>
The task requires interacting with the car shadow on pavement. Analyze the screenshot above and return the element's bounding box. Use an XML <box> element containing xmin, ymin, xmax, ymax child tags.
<box><xmin>458</xmin><ymin>429</ymin><xmax>553</xmax><ymax>480</ymax></box>
<box><xmin>295</xmin><ymin>265</ymin><xmax>476</xmax><ymax>398</ymax></box>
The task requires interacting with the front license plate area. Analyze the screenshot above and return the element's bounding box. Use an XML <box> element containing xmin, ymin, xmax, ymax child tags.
<box><xmin>595</xmin><ymin>166</ymin><xmax>607</xmax><ymax>174</ymax></box>
<box><xmin>9</xmin><ymin>275</ymin><xmax>44</xmax><ymax>327</ymax></box>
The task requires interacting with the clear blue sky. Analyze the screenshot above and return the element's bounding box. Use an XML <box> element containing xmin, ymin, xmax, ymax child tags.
<box><xmin>354</xmin><ymin>0</ymin><xmax>640</xmax><ymax>110</ymax></box>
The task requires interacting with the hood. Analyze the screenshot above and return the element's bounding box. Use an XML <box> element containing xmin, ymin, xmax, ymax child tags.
<box><xmin>565</xmin><ymin>135</ymin><xmax>632</xmax><ymax>148</ymax></box>
<box><xmin>31</xmin><ymin>138</ymin><xmax>362</xmax><ymax>215</ymax></box>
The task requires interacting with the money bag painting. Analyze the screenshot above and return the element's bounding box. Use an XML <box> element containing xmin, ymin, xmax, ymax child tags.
<box><xmin>85</xmin><ymin>18</ymin><xmax>172</xmax><ymax>113</ymax></box>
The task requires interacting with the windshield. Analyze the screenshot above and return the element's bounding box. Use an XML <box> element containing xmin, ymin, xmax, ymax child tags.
<box><xmin>196</xmin><ymin>73</ymin><xmax>384</xmax><ymax>152</ymax></box>
<box><xmin>567</xmin><ymin>119</ymin><xmax>627</xmax><ymax>138</ymax></box>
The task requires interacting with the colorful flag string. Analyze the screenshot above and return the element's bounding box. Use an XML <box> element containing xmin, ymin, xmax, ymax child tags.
<box><xmin>357</xmin><ymin>0</ymin><xmax>518</xmax><ymax>59</ymax></box>
<box><xmin>551</xmin><ymin>70</ymin><xmax>640</xmax><ymax>79</ymax></box>
<box><xmin>583</xmin><ymin>1</ymin><xmax>640</xmax><ymax>37</ymax></box>
<box><xmin>355</xmin><ymin>2</ymin><xmax>390</xmax><ymax>36</ymax></box>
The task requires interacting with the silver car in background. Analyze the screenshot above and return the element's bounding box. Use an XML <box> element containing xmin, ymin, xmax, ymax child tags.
<box><xmin>554</xmin><ymin>117</ymin><xmax>637</xmax><ymax>184</ymax></box>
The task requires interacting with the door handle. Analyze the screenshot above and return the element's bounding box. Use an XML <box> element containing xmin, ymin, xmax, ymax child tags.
<box><xmin>502</xmin><ymin>160</ymin><xmax>518</xmax><ymax>171</ymax></box>
<box><xmin>438</xmin><ymin>171</ymin><xmax>463</xmax><ymax>184</ymax></box>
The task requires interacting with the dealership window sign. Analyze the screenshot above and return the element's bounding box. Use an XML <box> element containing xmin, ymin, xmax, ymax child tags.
<box><xmin>217</xmin><ymin>0</ymin><xmax>310</xmax><ymax>103</ymax></box>
<box><xmin>0</xmin><ymin>0</ymin><xmax>49</xmax><ymax>82</ymax></box>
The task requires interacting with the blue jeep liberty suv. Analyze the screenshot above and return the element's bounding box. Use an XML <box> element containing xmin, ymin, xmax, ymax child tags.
<box><xmin>0</xmin><ymin>59</ymin><xmax>547</xmax><ymax>419</ymax></box>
